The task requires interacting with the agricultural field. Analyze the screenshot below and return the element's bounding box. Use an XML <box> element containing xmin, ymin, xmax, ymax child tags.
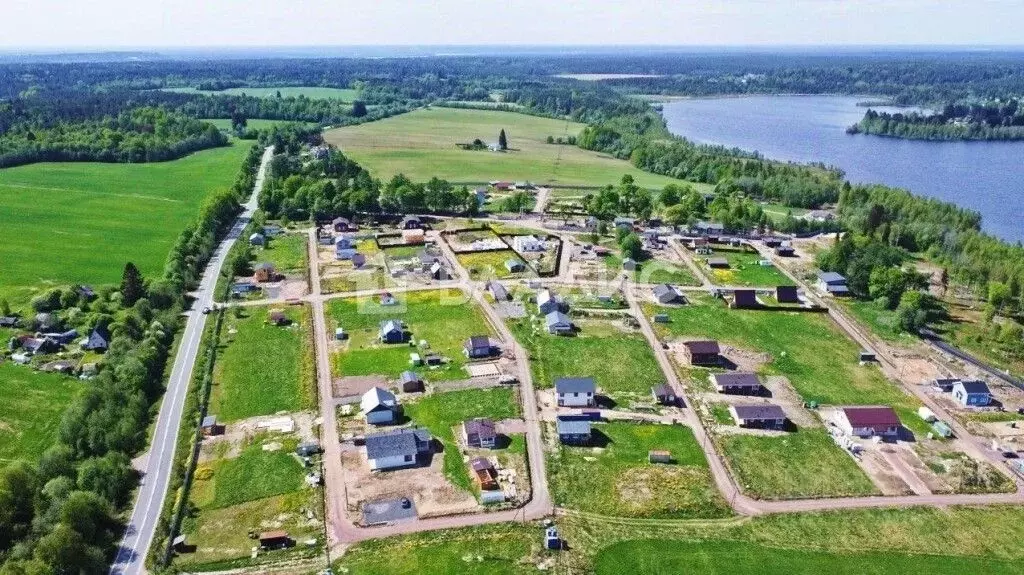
<box><xmin>403</xmin><ymin>387</ymin><xmax>522</xmax><ymax>495</ymax></box>
<box><xmin>178</xmin><ymin>434</ymin><xmax>321</xmax><ymax>569</ymax></box>
<box><xmin>0</xmin><ymin>141</ymin><xmax>250</xmax><ymax>306</ymax></box>
<box><xmin>323</xmin><ymin>107</ymin><xmax>685</xmax><ymax>188</ymax></box>
<box><xmin>644</xmin><ymin>296</ymin><xmax>913</xmax><ymax>409</ymax></box>
<box><xmin>548</xmin><ymin>422</ymin><xmax>730</xmax><ymax>519</ymax></box>
<box><xmin>457</xmin><ymin>250</ymin><xmax>533</xmax><ymax>280</ymax></box>
<box><xmin>327</xmin><ymin>290</ymin><xmax>495</xmax><ymax>382</ymax></box>
<box><xmin>208</xmin><ymin>305</ymin><xmax>315</xmax><ymax>422</ymax></box>
<box><xmin>508</xmin><ymin>313</ymin><xmax>665</xmax><ymax>402</ymax></box>
<box><xmin>701</xmin><ymin>247</ymin><xmax>795</xmax><ymax>287</ymax></box>
<box><xmin>0</xmin><ymin>363</ymin><xmax>81</xmax><ymax>461</ymax></box>
<box><xmin>718</xmin><ymin>429</ymin><xmax>879</xmax><ymax>499</ymax></box>
<box><xmin>166</xmin><ymin>85</ymin><xmax>359</xmax><ymax>100</ymax></box>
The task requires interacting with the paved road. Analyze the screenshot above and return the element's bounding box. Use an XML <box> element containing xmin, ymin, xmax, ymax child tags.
<box><xmin>109</xmin><ymin>146</ymin><xmax>274</xmax><ymax>575</ymax></box>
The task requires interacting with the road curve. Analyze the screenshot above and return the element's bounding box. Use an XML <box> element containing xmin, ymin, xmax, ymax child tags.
<box><xmin>109</xmin><ymin>146</ymin><xmax>274</xmax><ymax>575</ymax></box>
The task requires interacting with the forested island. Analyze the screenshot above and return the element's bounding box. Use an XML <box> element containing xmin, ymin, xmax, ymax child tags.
<box><xmin>848</xmin><ymin>99</ymin><xmax>1024</xmax><ymax>141</ymax></box>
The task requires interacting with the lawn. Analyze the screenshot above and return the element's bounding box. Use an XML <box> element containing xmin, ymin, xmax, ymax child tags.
<box><xmin>548</xmin><ymin>422</ymin><xmax>730</xmax><ymax>519</ymax></box>
<box><xmin>0</xmin><ymin>363</ymin><xmax>81</xmax><ymax>462</ymax></box>
<box><xmin>631</xmin><ymin>258</ymin><xmax>701</xmax><ymax>286</ymax></box>
<box><xmin>334</xmin><ymin>524</ymin><xmax>541</xmax><ymax>575</ymax></box>
<box><xmin>508</xmin><ymin>315</ymin><xmax>665</xmax><ymax>400</ymax></box>
<box><xmin>718</xmin><ymin>429</ymin><xmax>879</xmax><ymax>499</ymax></box>
<box><xmin>256</xmin><ymin>232</ymin><xmax>308</xmax><ymax>275</ymax></box>
<box><xmin>643</xmin><ymin>296</ymin><xmax>913</xmax><ymax>408</ymax></box>
<box><xmin>595</xmin><ymin>539</ymin><xmax>1021</xmax><ymax>575</ymax></box>
<box><xmin>323</xmin><ymin>107</ymin><xmax>685</xmax><ymax>188</ymax></box>
<box><xmin>167</xmin><ymin>85</ymin><xmax>359</xmax><ymax>101</ymax></box>
<box><xmin>191</xmin><ymin>439</ymin><xmax>307</xmax><ymax>509</ymax></box>
<box><xmin>703</xmin><ymin>247</ymin><xmax>795</xmax><ymax>287</ymax></box>
<box><xmin>328</xmin><ymin>290</ymin><xmax>495</xmax><ymax>381</ymax></box>
<box><xmin>0</xmin><ymin>141</ymin><xmax>249</xmax><ymax>306</ymax></box>
<box><xmin>404</xmin><ymin>388</ymin><xmax>521</xmax><ymax>494</ymax></box>
<box><xmin>457</xmin><ymin>250</ymin><xmax>532</xmax><ymax>280</ymax></box>
<box><xmin>209</xmin><ymin>305</ymin><xmax>315</xmax><ymax>422</ymax></box>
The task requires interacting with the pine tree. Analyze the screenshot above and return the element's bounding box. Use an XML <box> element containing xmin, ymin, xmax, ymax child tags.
<box><xmin>120</xmin><ymin>262</ymin><xmax>145</xmax><ymax>306</ymax></box>
<box><xmin>498</xmin><ymin>129</ymin><xmax>508</xmax><ymax>151</ymax></box>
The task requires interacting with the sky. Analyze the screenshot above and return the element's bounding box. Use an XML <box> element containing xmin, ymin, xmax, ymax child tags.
<box><xmin>4</xmin><ymin>0</ymin><xmax>1023</xmax><ymax>49</ymax></box>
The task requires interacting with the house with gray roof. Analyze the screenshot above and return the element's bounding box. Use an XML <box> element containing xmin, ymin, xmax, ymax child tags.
<box><xmin>361</xmin><ymin>387</ymin><xmax>400</xmax><ymax>425</ymax></box>
<box><xmin>505</xmin><ymin>259</ymin><xmax>526</xmax><ymax>273</ymax></box>
<box><xmin>817</xmin><ymin>271</ymin><xmax>850</xmax><ymax>296</ymax></box>
<box><xmin>379</xmin><ymin>319</ymin><xmax>406</xmax><ymax>343</ymax></box>
<box><xmin>399</xmin><ymin>371</ymin><xmax>423</xmax><ymax>393</ymax></box>
<box><xmin>730</xmin><ymin>404</ymin><xmax>788</xmax><ymax>430</ymax></box>
<box><xmin>545</xmin><ymin>311</ymin><xmax>573</xmax><ymax>335</ymax></box>
<box><xmin>536</xmin><ymin>288</ymin><xmax>561</xmax><ymax>314</ymax></box>
<box><xmin>652</xmin><ymin>284</ymin><xmax>682</xmax><ymax>304</ymax></box>
<box><xmin>555</xmin><ymin>376</ymin><xmax>596</xmax><ymax>407</ymax></box>
<box><xmin>464</xmin><ymin>335</ymin><xmax>493</xmax><ymax>359</ymax></box>
<box><xmin>556</xmin><ymin>416</ymin><xmax>592</xmax><ymax>444</ymax></box>
<box><xmin>711</xmin><ymin>372</ymin><xmax>765</xmax><ymax>395</ymax></box>
<box><xmin>364</xmin><ymin>428</ymin><xmax>432</xmax><ymax>471</ymax></box>
<box><xmin>486</xmin><ymin>281</ymin><xmax>510</xmax><ymax>301</ymax></box>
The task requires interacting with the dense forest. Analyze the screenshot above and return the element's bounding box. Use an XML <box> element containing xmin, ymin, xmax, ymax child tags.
<box><xmin>849</xmin><ymin>99</ymin><xmax>1024</xmax><ymax>140</ymax></box>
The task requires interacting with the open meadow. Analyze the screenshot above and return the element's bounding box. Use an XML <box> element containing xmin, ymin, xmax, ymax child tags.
<box><xmin>0</xmin><ymin>141</ymin><xmax>249</xmax><ymax>306</ymax></box>
<box><xmin>702</xmin><ymin>247</ymin><xmax>795</xmax><ymax>287</ymax></box>
<box><xmin>209</xmin><ymin>305</ymin><xmax>315</xmax><ymax>422</ymax></box>
<box><xmin>166</xmin><ymin>86</ymin><xmax>359</xmax><ymax>101</ymax></box>
<box><xmin>323</xmin><ymin>107</ymin><xmax>685</xmax><ymax>188</ymax></box>
<box><xmin>328</xmin><ymin>290</ymin><xmax>495</xmax><ymax>382</ymax></box>
<box><xmin>0</xmin><ymin>363</ymin><xmax>81</xmax><ymax>462</ymax></box>
<box><xmin>548</xmin><ymin>422</ymin><xmax>730</xmax><ymax>519</ymax></box>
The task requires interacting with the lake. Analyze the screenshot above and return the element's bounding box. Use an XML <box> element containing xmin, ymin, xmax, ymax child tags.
<box><xmin>661</xmin><ymin>95</ymin><xmax>1024</xmax><ymax>243</ymax></box>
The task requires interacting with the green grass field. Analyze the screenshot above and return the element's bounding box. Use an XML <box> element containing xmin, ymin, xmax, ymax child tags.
<box><xmin>595</xmin><ymin>539</ymin><xmax>1020</xmax><ymax>575</ymax></box>
<box><xmin>0</xmin><ymin>142</ymin><xmax>249</xmax><ymax>306</ymax></box>
<box><xmin>719</xmin><ymin>429</ymin><xmax>878</xmax><ymax>499</ymax></box>
<box><xmin>457</xmin><ymin>250</ymin><xmax>533</xmax><ymax>280</ymax></box>
<box><xmin>324</xmin><ymin>107</ymin><xmax>685</xmax><ymax>188</ymax></box>
<box><xmin>256</xmin><ymin>233</ymin><xmax>308</xmax><ymax>275</ymax></box>
<box><xmin>192</xmin><ymin>439</ymin><xmax>307</xmax><ymax>509</ymax></box>
<box><xmin>209</xmin><ymin>305</ymin><xmax>315</xmax><ymax>422</ymax></box>
<box><xmin>549</xmin><ymin>422</ymin><xmax>730</xmax><ymax>519</ymax></box>
<box><xmin>328</xmin><ymin>290</ymin><xmax>495</xmax><ymax>381</ymax></box>
<box><xmin>0</xmin><ymin>363</ymin><xmax>81</xmax><ymax>462</ymax></box>
<box><xmin>508</xmin><ymin>315</ymin><xmax>664</xmax><ymax>401</ymax></box>
<box><xmin>166</xmin><ymin>86</ymin><xmax>359</xmax><ymax>101</ymax></box>
<box><xmin>704</xmin><ymin>247</ymin><xmax>795</xmax><ymax>287</ymax></box>
<box><xmin>404</xmin><ymin>388</ymin><xmax>521</xmax><ymax>494</ymax></box>
<box><xmin>644</xmin><ymin>296</ymin><xmax>912</xmax><ymax>408</ymax></box>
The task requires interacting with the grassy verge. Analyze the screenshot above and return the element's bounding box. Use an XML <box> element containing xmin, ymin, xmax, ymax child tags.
<box><xmin>0</xmin><ymin>363</ymin><xmax>81</xmax><ymax>461</ymax></box>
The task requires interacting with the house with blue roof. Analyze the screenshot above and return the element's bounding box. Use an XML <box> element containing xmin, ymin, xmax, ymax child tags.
<box><xmin>952</xmin><ymin>380</ymin><xmax>992</xmax><ymax>407</ymax></box>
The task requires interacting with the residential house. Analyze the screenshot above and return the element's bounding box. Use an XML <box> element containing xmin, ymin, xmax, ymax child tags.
<box><xmin>258</xmin><ymin>531</ymin><xmax>293</xmax><ymax>550</ymax></box>
<box><xmin>775</xmin><ymin>245</ymin><xmax>795</xmax><ymax>257</ymax></box>
<box><xmin>401</xmin><ymin>215</ymin><xmax>424</xmax><ymax>230</ymax></box>
<box><xmin>22</xmin><ymin>337</ymin><xmax>60</xmax><ymax>355</ymax></box>
<box><xmin>613</xmin><ymin>217</ymin><xmax>635</xmax><ymax>231</ymax></box>
<box><xmin>230</xmin><ymin>281</ymin><xmax>259</xmax><ymax>298</ymax></box>
<box><xmin>379</xmin><ymin>319</ymin><xmax>405</xmax><ymax>343</ymax></box>
<box><xmin>694</xmin><ymin>221</ymin><xmax>725</xmax><ymax>235</ymax></box>
<box><xmin>493</xmin><ymin>181</ymin><xmax>513</xmax><ymax>191</ymax></box>
<box><xmin>556</xmin><ymin>416</ymin><xmax>592</xmax><ymax>444</ymax></box>
<box><xmin>817</xmin><ymin>271</ymin><xmax>850</xmax><ymax>296</ymax></box>
<box><xmin>707</xmin><ymin>257</ymin><xmax>729</xmax><ymax>269</ymax></box>
<box><xmin>833</xmin><ymin>406</ymin><xmax>901</xmax><ymax>439</ymax></box>
<box><xmin>763</xmin><ymin>238</ymin><xmax>782</xmax><ymax>248</ymax></box>
<box><xmin>249</xmin><ymin>232</ymin><xmax>266</xmax><ymax>246</ymax></box>
<box><xmin>731</xmin><ymin>289</ymin><xmax>759</xmax><ymax>309</ymax></box>
<box><xmin>335</xmin><ymin>236</ymin><xmax>358</xmax><ymax>260</ymax></box>
<box><xmin>361</xmin><ymin>387</ymin><xmax>400</xmax><ymax>425</ymax></box>
<box><xmin>555</xmin><ymin>376</ymin><xmax>596</xmax><ymax>407</ymax></box>
<box><xmin>254</xmin><ymin>262</ymin><xmax>277</xmax><ymax>282</ymax></box>
<box><xmin>470</xmin><ymin>457</ymin><xmax>499</xmax><ymax>490</ymax></box>
<box><xmin>364</xmin><ymin>428</ymin><xmax>432</xmax><ymax>470</ymax></box>
<box><xmin>486</xmin><ymin>281</ymin><xmax>510</xmax><ymax>301</ymax></box>
<box><xmin>730</xmin><ymin>404</ymin><xmax>788</xmax><ymax>430</ymax></box>
<box><xmin>952</xmin><ymin>380</ymin><xmax>992</xmax><ymax>407</ymax></box>
<box><xmin>537</xmin><ymin>289</ymin><xmax>561</xmax><ymax>315</ymax></box>
<box><xmin>775</xmin><ymin>285</ymin><xmax>800</xmax><ymax>304</ymax></box>
<box><xmin>688</xmin><ymin>237</ymin><xmax>709</xmax><ymax>250</ymax></box>
<box><xmin>333</xmin><ymin>217</ymin><xmax>355</xmax><ymax>232</ymax></box>
<box><xmin>682</xmin><ymin>340</ymin><xmax>721</xmax><ymax>366</ymax></box>
<box><xmin>83</xmin><ymin>326</ymin><xmax>110</xmax><ymax>352</ymax></box>
<box><xmin>34</xmin><ymin>313</ymin><xmax>57</xmax><ymax>331</ymax></box>
<box><xmin>711</xmin><ymin>372</ymin><xmax>765</xmax><ymax>395</ymax></box>
<box><xmin>545</xmin><ymin>311</ymin><xmax>573</xmax><ymax>335</ymax></box>
<box><xmin>464</xmin><ymin>335</ymin><xmax>493</xmax><ymax>359</ymax></box>
<box><xmin>429</xmin><ymin>261</ymin><xmax>450</xmax><ymax>280</ymax></box>
<box><xmin>652</xmin><ymin>284</ymin><xmax>683</xmax><ymax>304</ymax></box>
<box><xmin>513</xmin><ymin>235</ymin><xmax>545</xmax><ymax>253</ymax></box>
<box><xmin>263</xmin><ymin>224</ymin><xmax>284</xmax><ymax>237</ymax></box>
<box><xmin>399</xmin><ymin>371</ymin><xmax>424</xmax><ymax>393</ymax></box>
<box><xmin>462</xmin><ymin>418</ymin><xmax>497</xmax><ymax>449</ymax></box>
<box><xmin>505</xmin><ymin>259</ymin><xmax>526</xmax><ymax>273</ymax></box>
<box><xmin>0</xmin><ymin>316</ymin><xmax>19</xmax><ymax>328</ymax></box>
<box><xmin>651</xmin><ymin>384</ymin><xmax>677</xmax><ymax>406</ymax></box>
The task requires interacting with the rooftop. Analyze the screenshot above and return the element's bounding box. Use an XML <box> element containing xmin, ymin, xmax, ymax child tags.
<box><xmin>957</xmin><ymin>380</ymin><xmax>992</xmax><ymax>394</ymax></box>
<box><xmin>683</xmin><ymin>340</ymin><xmax>720</xmax><ymax>355</ymax></box>
<box><xmin>818</xmin><ymin>271</ymin><xmax>847</xmax><ymax>284</ymax></box>
<box><xmin>556</xmin><ymin>416</ymin><xmax>592</xmax><ymax>436</ymax></box>
<box><xmin>842</xmin><ymin>406</ymin><xmax>901</xmax><ymax>428</ymax></box>
<box><xmin>364</xmin><ymin>428</ymin><xmax>431</xmax><ymax>459</ymax></box>
<box><xmin>732</xmin><ymin>404</ymin><xmax>786</xmax><ymax>420</ymax></box>
<box><xmin>555</xmin><ymin>376</ymin><xmax>596</xmax><ymax>394</ymax></box>
<box><xmin>713</xmin><ymin>372</ymin><xmax>762</xmax><ymax>388</ymax></box>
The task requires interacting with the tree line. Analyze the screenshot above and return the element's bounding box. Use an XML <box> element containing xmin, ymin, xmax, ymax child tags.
<box><xmin>849</xmin><ymin>101</ymin><xmax>1024</xmax><ymax>141</ymax></box>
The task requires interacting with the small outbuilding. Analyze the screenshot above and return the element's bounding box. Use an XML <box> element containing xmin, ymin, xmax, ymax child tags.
<box><xmin>379</xmin><ymin>319</ymin><xmax>406</xmax><ymax>343</ymax></box>
<box><xmin>249</xmin><ymin>232</ymin><xmax>266</xmax><ymax>246</ymax></box>
<box><xmin>268</xmin><ymin>309</ymin><xmax>289</xmax><ymax>326</ymax></box>
<box><xmin>774</xmin><ymin>246</ymin><xmax>795</xmax><ymax>257</ymax></box>
<box><xmin>775</xmin><ymin>285</ymin><xmax>800</xmax><ymax>304</ymax></box>
<box><xmin>201</xmin><ymin>415</ymin><xmax>223</xmax><ymax>437</ymax></box>
<box><xmin>470</xmin><ymin>457</ymin><xmax>499</xmax><ymax>490</ymax></box>
<box><xmin>399</xmin><ymin>370</ymin><xmax>424</xmax><ymax>393</ymax></box>
<box><xmin>254</xmin><ymin>262</ymin><xmax>277</xmax><ymax>282</ymax></box>
<box><xmin>622</xmin><ymin>258</ymin><xmax>638</xmax><ymax>271</ymax></box>
<box><xmin>464</xmin><ymin>335</ymin><xmax>493</xmax><ymax>359</ymax></box>
<box><xmin>258</xmin><ymin>531</ymin><xmax>293</xmax><ymax>551</ymax></box>
<box><xmin>651</xmin><ymin>384</ymin><xmax>677</xmax><ymax>406</ymax></box>
<box><xmin>707</xmin><ymin>257</ymin><xmax>729</xmax><ymax>269</ymax></box>
<box><xmin>730</xmin><ymin>289</ymin><xmax>759</xmax><ymax>309</ymax></box>
<box><xmin>505</xmin><ymin>259</ymin><xmax>526</xmax><ymax>273</ymax></box>
<box><xmin>333</xmin><ymin>216</ymin><xmax>355</xmax><ymax>232</ymax></box>
<box><xmin>487</xmin><ymin>281</ymin><xmax>510</xmax><ymax>301</ymax></box>
<box><xmin>649</xmin><ymin>450</ymin><xmax>673</xmax><ymax>463</ymax></box>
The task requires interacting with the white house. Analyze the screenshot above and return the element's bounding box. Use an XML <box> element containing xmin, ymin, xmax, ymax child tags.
<box><xmin>512</xmin><ymin>235</ymin><xmax>546</xmax><ymax>253</ymax></box>
<box><xmin>537</xmin><ymin>288</ymin><xmax>561</xmax><ymax>315</ymax></box>
<box><xmin>545</xmin><ymin>311</ymin><xmax>573</xmax><ymax>335</ymax></box>
<box><xmin>361</xmin><ymin>387</ymin><xmax>399</xmax><ymax>425</ymax></box>
<box><xmin>364</xmin><ymin>428</ymin><xmax>432</xmax><ymax>471</ymax></box>
<box><xmin>832</xmin><ymin>406</ymin><xmax>901</xmax><ymax>439</ymax></box>
<box><xmin>555</xmin><ymin>377</ymin><xmax>596</xmax><ymax>407</ymax></box>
